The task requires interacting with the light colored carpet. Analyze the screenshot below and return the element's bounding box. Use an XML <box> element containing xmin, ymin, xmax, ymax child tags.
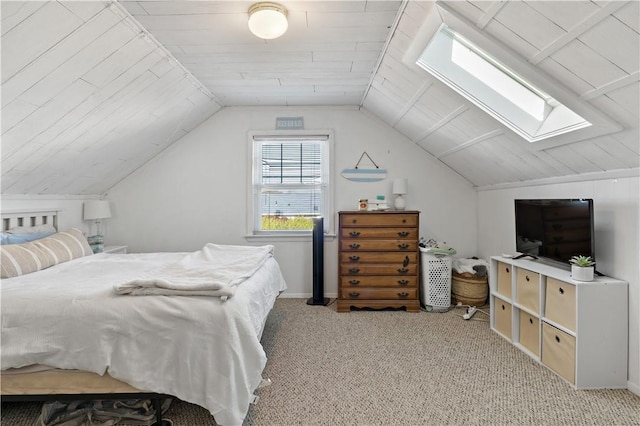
<box><xmin>2</xmin><ymin>298</ymin><xmax>639</xmax><ymax>425</ymax></box>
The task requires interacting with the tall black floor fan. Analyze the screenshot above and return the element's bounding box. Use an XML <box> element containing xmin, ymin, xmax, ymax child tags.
<box><xmin>307</xmin><ymin>217</ymin><xmax>329</xmax><ymax>306</ymax></box>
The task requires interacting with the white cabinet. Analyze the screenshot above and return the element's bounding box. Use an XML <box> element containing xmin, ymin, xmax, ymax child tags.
<box><xmin>490</xmin><ymin>256</ymin><xmax>628</xmax><ymax>389</ymax></box>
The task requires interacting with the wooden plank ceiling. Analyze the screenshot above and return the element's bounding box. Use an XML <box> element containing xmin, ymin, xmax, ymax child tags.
<box><xmin>1</xmin><ymin>1</ymin><xmax>638</xmax><ymax>195</ymax></box>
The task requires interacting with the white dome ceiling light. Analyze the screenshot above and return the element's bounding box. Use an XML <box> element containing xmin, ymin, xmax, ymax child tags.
<box><xmin>248</xmin><ymin>2</ymin><xmax>288</xmax><ymax>40</ymax></box>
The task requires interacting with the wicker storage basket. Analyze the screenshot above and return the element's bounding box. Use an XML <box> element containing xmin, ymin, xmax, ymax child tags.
<box><xmin>452</xmin><ymin>272</ymin><xmax>488</xmax><ymax>306</ymax></box>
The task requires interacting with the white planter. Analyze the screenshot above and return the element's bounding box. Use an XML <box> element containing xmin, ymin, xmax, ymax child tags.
<box><xmin>571</xmin><ymin>265</ymin><xmax>594</xmax><ymax>282</ymax></box>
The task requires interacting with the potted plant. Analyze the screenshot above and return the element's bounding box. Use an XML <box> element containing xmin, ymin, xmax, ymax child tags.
<box><xmin>570</xmin><ymin>255</ymin><xmax>595</xmax><ymax>281</ymax></box>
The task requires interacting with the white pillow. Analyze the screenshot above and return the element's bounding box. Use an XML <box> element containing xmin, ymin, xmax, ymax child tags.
<box><xmin>7</xmin><ymin>224</ymin><xmax>57</xmax><ymax>234</ymax></box>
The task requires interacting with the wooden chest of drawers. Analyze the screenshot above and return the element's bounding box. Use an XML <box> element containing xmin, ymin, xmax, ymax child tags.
<box><xmin>337</xmin><ymin>210</ymin><xmax>420</xmax><ymax>312</ymax></box>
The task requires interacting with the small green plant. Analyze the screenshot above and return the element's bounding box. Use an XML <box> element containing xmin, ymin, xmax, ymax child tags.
<box><xmin>570</xmin><ymin>255</ymin><xmax>595</xmax><ymax>267</ymax></box>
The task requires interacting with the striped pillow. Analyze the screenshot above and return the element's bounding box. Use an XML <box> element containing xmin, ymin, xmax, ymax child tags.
<box><xmin>0</xmin><ymin>228</ymin><xmax>92</xmax><ymax>279</ymax></box>
<box><xmin>0</xmin><ymin>241</ymin><xmax>56</xmax><ymax>278</ymax></box>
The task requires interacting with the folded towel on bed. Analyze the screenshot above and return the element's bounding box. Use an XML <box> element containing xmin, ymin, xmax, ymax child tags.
<box><xmin>114</xmin><ymin>243</ymin><xmax>274</xmax><ymax>298</ymax></box>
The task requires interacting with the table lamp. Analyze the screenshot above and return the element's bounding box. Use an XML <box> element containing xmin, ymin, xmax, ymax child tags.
<box><xmin>392</xmin><ymin>178</ymin><xmax>408</xmax><ymax>210</ymax></box>
<box><xmin>84</xmin><ymin>200</ymin><xmax>111</xmax><ymax>252</ymax></box>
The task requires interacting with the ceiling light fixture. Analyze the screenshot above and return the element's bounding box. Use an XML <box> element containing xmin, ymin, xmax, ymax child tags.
<box><xmin>248</xmin><ymin>2</ymin><xmax>288</xmax><ymax>40</ymax></box>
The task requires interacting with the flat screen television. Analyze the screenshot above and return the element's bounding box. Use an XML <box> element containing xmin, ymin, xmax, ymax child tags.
<box><xmin>514</xmin><ymin>199</ymin><xmax>595</xmax><ymax>265</ymax></box>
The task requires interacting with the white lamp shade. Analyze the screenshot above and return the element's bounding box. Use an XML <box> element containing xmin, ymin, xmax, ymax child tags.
<box><xmin>248</xmin><ymin>2</ymin><xmax>288</xmax><ymax>39</ymax></box>
<box><xmin>392</xmin><ymin>178</ymin><xmax>408</xmax><ymax>195</ymax></box>
<box><xmin>84</xmin><ymin>200</ymin><xmax>112</xmax><ymax>220</ymax></box>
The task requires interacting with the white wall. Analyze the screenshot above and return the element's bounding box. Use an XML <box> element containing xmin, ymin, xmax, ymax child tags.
<box><xmin>105</xmin><ymin>106</ymin><xmax>478</xmax><ymax>298</ymax></box>
<box><xmin>477</xmin><ymin>176</ymin><xmax>640</xmax><ymax>395</ymax></box>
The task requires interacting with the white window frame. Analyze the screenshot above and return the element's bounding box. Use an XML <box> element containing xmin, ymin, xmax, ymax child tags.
<box><xmin>416</xmin><ymin>24</ymin><xmax>592</xmax><ymax>144</ymax></box>
<box><xmin>246</xmin><ymin>130</ymin><xmax>334</xmax><ymax>241</ymax></box>
<box><xmin>401</xmin><ymin>2</ymin><xmax>622</xmax><ymax>150</ymax></box>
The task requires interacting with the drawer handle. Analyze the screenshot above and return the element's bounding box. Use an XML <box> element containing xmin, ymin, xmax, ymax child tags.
<box><xmin>529</xmin><ymin>318</ymin><xmax>533</xmax><ymax>324</ymax></box>
<box><xmin>349</xmin><ymin>280</ymin><xmax>360</xmax><ymax>286</ymax></box>
<box><xmin>349</xmin><ymin>292</ymin><xmax>360</xmax><ymax>298</ymax></box>
<box><xmin>559</xmin><ymin>287</ymin><xmax>564</xmax><ymax>295</ymax></box>
<box><xmin>397</xmin><ymin>268</ymin><xmax>409</xmax><ymax>274</ymax></box>
<box><xmin>402</xmin><ymin>219</ymin><xmax>406</xmax><ymax>223</ymax></box>
<box><xmin>398</xmin><ymin>243</ymin><xmax>410</xmax><ymax>249</ymax></box>
<box><xmin>505</xmin><ymin>267</ymin><xmax>510</xmax><ymax>273</ymax></box>
<box><xmin>403</xmin><ymin>256</ymin><xmax>410</xmax><ymax>267</ymax></box>
<box><xmin>555</xmin><ymin>335</ymin><xmax>561</xmax><ymax>343</ymax></box>
<box><xmin>349</xmin><ymin>243</ymin><xmax>361</xmax><ymax>249</ymax></box>
<box><xmin>501</xmin><ymin>304</ymin><xmax>506</xmax><ymax>310</ymax></box>
<box><xmin>349</xmin><ymin>231</ymin><xmax>361</xmax><ymax>237</ymax></box>
<box><xmin>349</xmin><ymin>268</ymin><xmax>360</xmax><ymax>274</ymax></box>
<box><xmin>526</xmin><ymin>275</ymin><xmax>530</xmax><ymax>282</ymax></box>
<box><xmin>397</xmin><ymin>231</ymin><xmax>409</xmax><ymax>237</ymax></box>
<box><xmin>397</xmin><ymin>292</ymin><xmax>409</xmax><ymax>298</ymax></box>
<box><xmin>352</xmin><ymin>219</ymin><xmax>357</xmax><ymax>224</ymax></box>
<box><xmin>349</xmin><ymin>255</ymin><xmax>360</xmax><ymax>261</ymax></box>
<box><xmin>397</xmin><ymin>280</ymin><xmax>409</xmax><ymax>286</ymax></box>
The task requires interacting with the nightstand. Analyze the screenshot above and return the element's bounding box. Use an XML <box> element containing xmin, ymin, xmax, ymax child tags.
<box><xmin>103</xmin><ymin>245</ymin><xmax>128</xmax><ymax>254</ymax></box>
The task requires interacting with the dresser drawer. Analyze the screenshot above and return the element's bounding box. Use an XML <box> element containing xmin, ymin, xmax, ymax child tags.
<box><xmin>545</xmin><ymin>277</ymin><xmax>576</xmax><ymax>332</ymax></box>
<box><xmin>340</xmin><ymin>227</ymin><xmax>418</xmax><ymax>239</ymax></box>
<box><xmin>516</xmin><ymin>268</ymin><xmax>539</xmax><ymax>313</ymax></box>
<box><xmin>340</xmin><ymin>239</ymin><xmax>417</xmax><ymax>251</ymax></box>
<box><xmin>340</xmin><ymin>213</ymin><xmax>417</xmax><ymax>227</ymax></box>
<box><xmin>340</xmin><ymin>252</ymin><xmax>417</xmax><ymax>264</ymax></box>
<box><xmin>542</xmin><ymin>322</ymin><xmax>576</xmax><ymax>384</ymax></box>
<box><xmin>519</xmin><ymin>310</ymin><xmax>540</xmax><ymax>357</ymax></box>
<box><xmin>340</xmin><ymin>288</ymin><xmax>418</xmax><ymax>300</ymax></box>
<box><xmin>494</xmin><ymin>298</ymin><xmax>512</xmax><ymax>340</ymax></box>
<box><xmin>341</xmin><ymin>276</ymin><xmax>417</xmax><ymax>288</ymax></box>
<box><xmin>496</xmin><ymin>261</ymin><xmax>512</xmax><ymax>298</ymax></box>
<box><xmin>340</xmin><ymin>264</ymin><xmax>417</xmax><ymax>276</ymax></box>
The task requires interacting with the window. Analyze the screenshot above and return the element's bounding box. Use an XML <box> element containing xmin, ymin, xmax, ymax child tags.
<box><xmin>250</xmin><ymin>132</ymin><xmax>332</xmax><ymax>236</ymax></box>
<box><xmin>416</xmin><ymin>24</ymin><xmax>591</xmax><ymax>143</ymax></box>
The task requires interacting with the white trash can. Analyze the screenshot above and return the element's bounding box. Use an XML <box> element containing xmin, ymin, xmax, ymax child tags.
<box><xmin>420</xmin><ymin>248</ymin><xmax>453</xmax><ymax>312</ymax></box>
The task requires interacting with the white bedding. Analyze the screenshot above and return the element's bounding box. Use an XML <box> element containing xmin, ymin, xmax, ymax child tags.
<box><xmin>1</xmin><ymin>249</ymin><xmax>287</xmax><ymax>426</ymax></box>
<box><xmin>114</xmin><ymin>244</ymin><xmax>274</xmax><ymax>298</ymax></box>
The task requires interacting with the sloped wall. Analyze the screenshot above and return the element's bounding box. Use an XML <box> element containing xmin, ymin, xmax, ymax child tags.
<box><xmin>477</xmin><ymin>176</ymin><xmax>640</xmax><ymax>395</ymax></box>
<box><xmin>106</xmin><ymin>106</ymin><xmax>478</xmax><ymax>297</ymax></box>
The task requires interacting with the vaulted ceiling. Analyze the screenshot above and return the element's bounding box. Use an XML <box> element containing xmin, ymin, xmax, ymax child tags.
<box><xmin>1</xmin><ymin>1</ymin><xmax>638</xmax><ymax>195</ymax></box>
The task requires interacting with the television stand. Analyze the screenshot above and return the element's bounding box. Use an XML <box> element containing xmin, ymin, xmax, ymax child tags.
<box><xmin>489</xmin><ymin>256</ymin><xmax>628</xmax><ymax>389</ymax></box>
<box><xmin>513</xmin><ymin>253</ymin><xmax>538</xmax><ymax>260</ymax></box>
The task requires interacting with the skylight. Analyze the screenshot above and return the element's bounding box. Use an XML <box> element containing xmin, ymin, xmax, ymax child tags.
<box><xmin>417</xmin><ymin>25</ymin><xmax>592</xmax><ymax>143</ymax></box>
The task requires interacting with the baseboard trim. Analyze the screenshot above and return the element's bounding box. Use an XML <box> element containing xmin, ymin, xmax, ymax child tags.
<box><xmin>627</xmin><ymin>381</ymin><xmax>640</xmax><ymax>397</ymax></box>
<box><xmin>280</xmin><ymin>292</ymin><xmax>337</xmax><ymax>299</ymax></box>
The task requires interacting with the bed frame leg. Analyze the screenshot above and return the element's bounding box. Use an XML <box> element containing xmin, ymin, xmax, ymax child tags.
<box><xmin>152</xmin><ymin>398</ymin><xmax>165</xmax><ymax>426</ymax></box>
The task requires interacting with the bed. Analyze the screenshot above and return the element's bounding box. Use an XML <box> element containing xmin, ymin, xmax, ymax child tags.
<box><xmin>0</xmin><ymin>210</ymin><xmax>287</xmax><ymax>426</ymax></box>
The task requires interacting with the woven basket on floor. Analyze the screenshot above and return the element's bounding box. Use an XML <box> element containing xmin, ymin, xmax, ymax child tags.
<box><xmin>452</xmin><ymin>272</ymin><xmax>488</xmax><ymax>306</ymax></box>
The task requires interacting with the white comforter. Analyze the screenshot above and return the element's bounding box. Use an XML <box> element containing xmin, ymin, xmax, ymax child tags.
<box><xmin>1</xmin><ymin>248</ymin><xmax>287</xmax><ymax>426</ymax></box>
<box><xmin>114</xmin><ymin>244</ymin><xmax>274</xmax><ymax>297</ymax></box>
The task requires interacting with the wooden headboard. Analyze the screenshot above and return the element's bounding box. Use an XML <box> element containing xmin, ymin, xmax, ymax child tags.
<box><xmin>1</xmin><ymin>210</ymin><xmax>59</xmax><ymax>232</ymax></box>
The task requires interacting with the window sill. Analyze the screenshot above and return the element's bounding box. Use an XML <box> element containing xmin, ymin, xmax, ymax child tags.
<box><xmin>245</xmin><ymin>233</ymin><xmax>336</xmax><ymax>243</ymax></box>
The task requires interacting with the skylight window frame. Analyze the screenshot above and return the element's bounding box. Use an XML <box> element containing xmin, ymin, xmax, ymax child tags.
<box><xmin>402</xmin><ymin>1</ymin><xmax>622</xmax><ymax>151</ymax></box>
<box><xmin>447</xmin><ymin>26</ymin><xmax>552</xmax><ymax>111</ymax></box>
<box><xmin>417</xmin><ymin>23</ymin><xmax>593</xmax><ymax>144</ymax></box>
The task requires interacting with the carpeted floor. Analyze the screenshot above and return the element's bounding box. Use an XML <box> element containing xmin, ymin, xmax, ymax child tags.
<box><xmin>2</xmin><ymin>298</ymin><xmax>639</xmax><ymax>425</ymax></box>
